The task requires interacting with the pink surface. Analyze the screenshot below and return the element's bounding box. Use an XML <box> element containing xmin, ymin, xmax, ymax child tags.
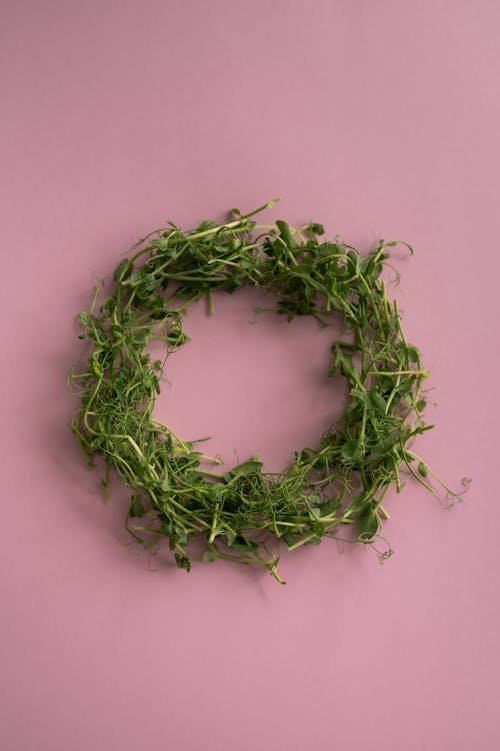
<box><xmin>1</xmin><ymin>2</ymin><xmax>499</xmax><ymax>749</ymax></box>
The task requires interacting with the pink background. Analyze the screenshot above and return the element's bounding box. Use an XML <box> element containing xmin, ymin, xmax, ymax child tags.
<box><xmin>2</xmin><ymin>1</ymin><xmax>499</xmax><ymax>749</ymax></box>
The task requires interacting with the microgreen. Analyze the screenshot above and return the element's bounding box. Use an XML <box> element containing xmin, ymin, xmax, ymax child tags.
<box><xmin>68</xmin><ymin>199</ymin><xmax>470</xmax><ymax>583</ymax></box>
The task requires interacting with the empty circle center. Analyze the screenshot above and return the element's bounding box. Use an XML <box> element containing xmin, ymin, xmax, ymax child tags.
<box><xmin>151</xmin><ymin>286</ymin><xmax>347</xmax><ymax>473</ymax></box>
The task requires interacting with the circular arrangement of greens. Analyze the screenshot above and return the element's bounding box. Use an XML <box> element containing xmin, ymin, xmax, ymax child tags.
<box><xmin>68</xmin><ymin>199</ymin><xmax>469</xmax><ymax>583</ymax></box>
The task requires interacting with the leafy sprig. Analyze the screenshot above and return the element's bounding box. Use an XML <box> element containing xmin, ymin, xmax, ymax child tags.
<box><xmin>68</xmin><ymin>199</ymin><xmax>470</xmax><ymax>583</ymax></box>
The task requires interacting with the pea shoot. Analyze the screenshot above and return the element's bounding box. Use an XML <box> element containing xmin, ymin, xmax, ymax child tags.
<box><xmin>68</xmin><ymin>199</ymin><xmax>470</xmax><ymax>583</ymax></box>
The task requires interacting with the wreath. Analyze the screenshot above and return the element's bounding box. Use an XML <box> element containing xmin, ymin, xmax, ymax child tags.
<box><xmin>68</xmin><ymin>199</ymin><xmax>469</xmax><ymax>583</ymax></box>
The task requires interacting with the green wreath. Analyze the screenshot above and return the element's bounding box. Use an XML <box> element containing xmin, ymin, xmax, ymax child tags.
<box><xmin>68</xmin><ymin>199</ymin><xmax>469</xmax><ymax>583</ymax></box>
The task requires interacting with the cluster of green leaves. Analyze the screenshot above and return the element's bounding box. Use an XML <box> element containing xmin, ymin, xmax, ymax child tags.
<box><xmin>68</xmin><ymin>199</ymin><xmax>469</xmax><ymax>583</ymax></box>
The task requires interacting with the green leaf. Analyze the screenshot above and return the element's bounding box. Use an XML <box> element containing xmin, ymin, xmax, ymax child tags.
<box><xmin>195</xmin><ymin>219</ymin><xmax>216</xmax><ymax>232</ymax></box>
<box><xmin>398</xmin><ymin>379</ymin><xmax>413</xmax><ymax>395</ymax></box>
<box><xmin>91</xmin><ymin>358</ymin><xmax>104</xmax><ymax>378</ymax></box>
<box><xmin>129</xmin><ymin>494</ymin><xmax>145</xmax><ymax>518</ymax></box>
<box><xmin>397</xmin><ymin>341</ymin><xmax>421</xmax><ymax>365</ymax></box>
<box><xmin>342</xmin><ymin>399</ymin><xmax>362</xmax><ymax>422</ymax></box>
<box><xmin>366</xmin><ymin>390</ymin><xmax>387</xmax><ymax>414</ymax></box>
<box><xmin>174</xmin><ymin>554</ymin><xmax>192</xmax><ymax>572</ymax></box>
<box><xmin>317</xmin><ymin>497</ymin><xmax>341</xmax><ymax>517</ymax></box>
<box><xmin>309</xmin><ymin>521</ymin><xmax>324</xmax><ymax>537</ymax></box>
<box><xmin>357</xmin><ymin>504</ymin><xmax>378</xmax><ymax>541</ymax></box>
<box><xmin>125</xmin><ymin>270</ymin><xmax>142</xmax><ymax>287</ymax></box>
<box><xmin>281</xmin><ymin>531</ymin><xmax>295</xmax><ymax>546</ymax></box>
<box><xmin>113</xmin><ymin>259</ymin><xmax>133</xmax><ymax>282</ymax></box>
<box><xmin>341</xmin><ymin>439</ymin><xmax>363</xmax><ymax>461</ymax></box>
<box><xmin>308</xmin><ymin>222</ymin><xmax>325</xmax><ymax>235</ymax></box>
<box><xmin>150</xmin><ymin>308</ymin><xmax>167</xmax><ymax>320</ymax></box>
<box><xmin>223</xmin><ymin>458</ymin><xmax>263</xmax><ymax>482</ymax></box>
<box><xmin>350</xmin><ymin>387</ymin><xmax>367</xmax><ymax>404</ymax></box>
<box><xmin>344</xmin><ymin>492</ymin><xmax>367</xmax><ymax>517</ymax></box>
<box><xmin>347</xmin><ymin>250</ymin><xmax>360</xmax><ymax>274</ymax></box>
<box><xmin>184</xmin><ymin>470</ymin><xmax>201</xmax><ymax>484</ymax></box>
<box><xmin>407</xmin><ymin>345</ymin><xmax>420</xmax><ymax>363</ymax></box>
<box><xmin>228</xmin><ymin>536</ymin><xmax>259</xmax><ymax>552</ymax></box>
<box><xmin>276</xmin><ymin>220</ymin><xmax>297</xmax><ymax>249</ymax></box>
<box><xmin>418</xmin><ymin>461</ymin><xmax>428</xmax><ymax>477</ymax></box>
<box><xmin>330</xmin><ymin>348</ymin><xmax>361</xmax><ymax>385</ymax></box>
<box><xmin>144</xmin><ymin>273</ymin><xmax>161</xmax><ymax>291</ymax></box>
